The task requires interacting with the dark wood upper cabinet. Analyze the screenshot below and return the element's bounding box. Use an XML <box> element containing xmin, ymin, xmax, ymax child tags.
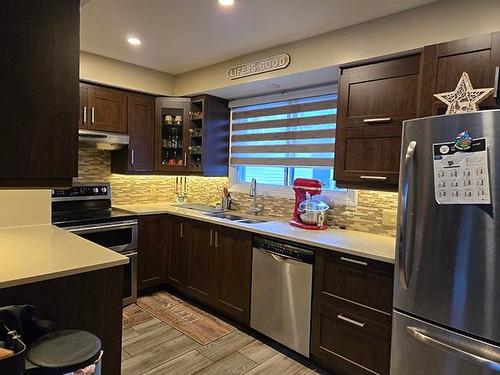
<box><xmin>311</xmin><ymin>249</ymin><xmax>394</xmax><ymax>375</ymax></box>
<box><xmin>335</xmin><ymin>54</ymin><xmax>420</xmax><ymax>191</ymax></box>
<box><xmin>138</xmin><ymin>215</ymin><xmax>170</xmax><ymax>290</ymax></box>
<box><xmin>155</xmin><ymin>98</ymin><xmax>191</xmax><ymax>173</ymax></box>
<box><xmin>80</xmin><ymin>83</ymin><xmax>128</xmax><ymax>133</ymax></box>
<box><xmin>418</xmin><ymin>32</ymin><xmax>500</xmax><ymax>117</ymax></box>
<box><xmin>112</xmin><ymin>93</ymin><xmax>155</xmax><ymax>173</ymax></box>
<box><xmin>79</xmin><ymin>85</ymin><xmax>90</xmax><ymax>129</ymax></box>
<box><xmin>189</xmin><ymin>95</ymin><xmax>230</xmax><ymax>177</ymax></box>
<box><xmin>0</xmin><ymin>0</ymin><xmax>79</xmax><ymax>187</ymax></box>
<box><xmin>154</xmin><ymin>95</ymin><xmax>230</xmax><ymax>176</ymax></box>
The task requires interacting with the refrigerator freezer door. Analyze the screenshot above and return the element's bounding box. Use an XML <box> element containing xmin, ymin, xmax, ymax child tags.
<box><xmin>394</xmin><ymin>110</ymin><xmax>500</xmax><ymax>343</ymax></box>
<box><xmin>391</xmin><ymin>311</ymin><xmax>500</xmax><ymax>375</ymax></box>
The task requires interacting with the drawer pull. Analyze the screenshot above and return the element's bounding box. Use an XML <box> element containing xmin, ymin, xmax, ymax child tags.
<box><xmin>360</xmin><ymin>175</ymin><xmax>387</xmax><ymax>181</ymax></box>
<box><xmin>340</xmin><ymin>256</ymin><xmax>368</xmax><ymax>266</ymax></box>
<box><xmin>83</xmin><ymin>106</ymin><xmax>87</xmax><ymax>124</ymax></box>
<box><xmin>494</xmin><ymin>66</ymin><xmax>499</xmax><ymax>103</ymax></box>
<box><xmin>337</xmin><ymin>314</ymin><xmax>366</xmax><ymax>328</ymax></box>
<box><xmin>363</xmin><ymin>117</ymin><xmax>391</xmax><ymax>124</ymax></box>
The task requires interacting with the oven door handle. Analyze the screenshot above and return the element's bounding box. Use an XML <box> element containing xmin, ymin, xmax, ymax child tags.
<box><xmin>65</xmin><ymin>221</ymin><xmax>137</xmax><ymax>234</ymax></box>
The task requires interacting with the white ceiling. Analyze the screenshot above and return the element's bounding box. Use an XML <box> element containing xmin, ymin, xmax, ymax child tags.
<box><xmin>81</xmin><ymin>0</ymin><xmax>436</xmax><ymax>75</ymax></box>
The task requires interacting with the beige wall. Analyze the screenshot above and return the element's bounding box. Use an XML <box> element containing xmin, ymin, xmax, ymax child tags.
<box><xmin>0</xmin><ymin>190</ymin><xmax>51</xmax><ymax>228</ymax></box>
<box><xmin>80</xmin><ymin>51</ymin><xmax>175</xmax><ymax>95</ymax></box>
<box><xmin>174</xmin><ymin>0</ymin><xmax>500</xmax><ymax>96</ymax></box>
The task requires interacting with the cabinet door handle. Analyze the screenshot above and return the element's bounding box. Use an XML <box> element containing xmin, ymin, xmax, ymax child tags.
<box><xmin>91</xmin><ymin>107</ymin><xmax>95</xmax><ymax>124</ymax></box>
<box><xmin>363</xmin><ymin>117</ymin><xmax>391</xmax><ymax>124</ymax></box>
<box><xmin>180</xmin><ymin>223</ymin><xmax>184</xmax><ymax>238</ymax></box>
<box><xmin>360</xmin><ymin>175</ymin><xmax>387</xmax><ymax>181</ymax></box>
<box><xmin>340</xmin><ymin>256</ymin><xmax>368</xmax><ymax>266</ymax></box>
<box><xmin>184</xmin><ymin>153</ymin><xmax>187</xmax><ymax>167</ymax></box>
<box><xmin>214</xmin><ymin>231</ymin><xmax>219</xmax><ymax>248</ymax></box>
<box><xmin>209</xmin><ymin>229</ymin><xmax>213</xmax><ymax>247</ymax></box>
<box><xmin>130</xmin><ymin>149</ymin><xmax>134</xmax><ymax>166</ymax></box>
<box><xmin>494</xmin><ymin>66</ymin><xmax>499</xmax><ymax>103</ymax></box>
<box><xmin>83</xmin><ymin>106</ymin><xmax>87</xmax><ymax>124</ymax></box>
<box><xmin>337</xmin><ymin>314</ymin><xmax>366</xmax><ymax>328</ymax></box>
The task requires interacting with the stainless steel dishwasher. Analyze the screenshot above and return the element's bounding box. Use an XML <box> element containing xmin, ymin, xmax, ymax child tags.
<box><xmin>250</xmin><ymin>236</ymin><xmax>314</xmax><ymax>357</ymax></box>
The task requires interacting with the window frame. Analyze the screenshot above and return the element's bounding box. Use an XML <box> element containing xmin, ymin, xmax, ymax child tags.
<box><xmin>228</xmin><ymin>85</ymin><xmax>355</xmax><ymax>205</ymax></box>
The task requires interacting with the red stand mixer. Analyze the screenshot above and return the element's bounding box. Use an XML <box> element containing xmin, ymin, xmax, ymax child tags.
<box><xmin>290</xmin><ymin>178</ymin><xmax>329</xmax><ymax>230</ymax></box>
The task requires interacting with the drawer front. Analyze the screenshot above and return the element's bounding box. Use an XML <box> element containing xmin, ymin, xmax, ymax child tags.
<box><xmin>312</xmin><ymin>300</ymin><xmax>391</xmax><ymax>375</ymax></box>
<box><xmin>315</xmin><ymin>250</ymin><xmax>394</xmax><ymax>313</ymax></box>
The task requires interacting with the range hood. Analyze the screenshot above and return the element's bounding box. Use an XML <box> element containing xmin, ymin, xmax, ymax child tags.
<box><xmin>78</xmin><ymin>129</ymin><xmax>129</xmax><ymax>150</ymax></box>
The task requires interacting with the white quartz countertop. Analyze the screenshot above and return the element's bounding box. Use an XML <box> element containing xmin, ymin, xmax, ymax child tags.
<box><xmin>0</xmin><ymin>224</ymin><xmax>129</xmax><ymax>289</ymax></box>
<box><xmin>115</xmin><ymin>203</ymin><xmax>396</xmax><ymax>263</ymax></box>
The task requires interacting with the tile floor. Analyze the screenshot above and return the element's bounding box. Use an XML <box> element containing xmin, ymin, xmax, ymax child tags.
<box><xmin>121</xmin><ymin>292</ymin><xmax>324</xmax><ymax>375</ymax></box>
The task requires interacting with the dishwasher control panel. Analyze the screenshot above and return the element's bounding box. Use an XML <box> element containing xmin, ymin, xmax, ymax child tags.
<box><xmin>253</xmin><ymin>236</ymin><xmax>314</xmax><ymax>264</ymax></box>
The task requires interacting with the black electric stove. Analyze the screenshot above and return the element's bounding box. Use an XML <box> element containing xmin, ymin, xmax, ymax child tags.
<box><xmin>52</xmin><ymin>182</ymin><xmax>138</xmax><ymax>306</ymax></box>
<box><xmin>51</xmin><ymin>182</ymin><xmax>136</xmax><ymax>227</ymax></box>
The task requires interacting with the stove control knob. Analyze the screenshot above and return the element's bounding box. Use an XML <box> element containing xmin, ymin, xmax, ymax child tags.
<box><xmin>101</xmin><ymin>187</ymin><xmax>107</xmax><ymax>193</ymax></box>
<box><xmin>93</xmin><ymin>187</ymin><xmax>99</xmax><ymax>194</ymax></box>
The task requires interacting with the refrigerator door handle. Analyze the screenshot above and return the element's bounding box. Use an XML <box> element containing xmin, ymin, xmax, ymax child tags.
<box><xmin>407</xmin><ymin>326</ymin><xmax>500</xmax><ymax>368</ymax></box>
<box><xmin>398</xmin><ymin>140</ymin><xmax>417</xmax><ymax>290</ymax></box>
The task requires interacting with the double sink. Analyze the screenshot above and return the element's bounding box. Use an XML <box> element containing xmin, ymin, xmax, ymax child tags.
<box><xmin>174</xmin><ymin>203</ymin><xmax>267</xmax><ymax>225</ymax></box>
<box><xmin>203</xmin><ymin>211</ymin><xmax>267</xmax><ymax>225</ymax></box>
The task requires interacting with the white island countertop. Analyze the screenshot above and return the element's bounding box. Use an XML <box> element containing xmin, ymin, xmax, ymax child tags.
<box><xmin>0</xmin><ymin>224</ymin><xmax>128</xmax><ymax>289</ymax></box>
<box><xmin>115</xmin><ymin>203</ymin><xmax>396</xmax><ymax>263</ymax></box>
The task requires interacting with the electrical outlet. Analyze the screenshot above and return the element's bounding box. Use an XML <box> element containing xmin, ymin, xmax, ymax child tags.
<box><xmin>382</xmin><ymin>209</ymin><xmax>397</xmax><ymax>226</ymax></box>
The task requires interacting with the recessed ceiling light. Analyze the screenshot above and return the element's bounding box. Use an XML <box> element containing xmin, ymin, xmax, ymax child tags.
<box><xmin>218</xmin><ymin>0</ymin><xmax>234</xmax><ymax>6</ymax></box>
<box><xmin>127</xmin><ymin>37</ymin><xmax>141</xmax><ymax>46</ymax></box>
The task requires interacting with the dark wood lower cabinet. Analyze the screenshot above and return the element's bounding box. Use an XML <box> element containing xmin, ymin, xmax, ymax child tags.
<box><xmin>185</xmin><ymin>220</ymin><xmax>214</xmax><ymax>302</ymax></box>
<box><xmin>213</xmin><ymin>226</ymin><xmax>252</xmax><ymax>324</ymax></box>
<box><xmin>163</xmin><ymin>216</ymin><xmax>252</xmax><ymax>325</ymax></box>
<box><xmin>0</xmin><ymin>267</ymin><xmax>124</xmax><ymax>375</ymax></box>
<box><xmin>311</xmin><ymin>249</ymin><xmax>394</xmax><ymax>375</ymax></box>
<box><xmin>166</xmin><ymin>216</ymin><xmax>189</xmax><ymax>288</ymax></box>
<box><xmin>138</xmin><ymin>215</ymin><xmax>170</xmax><ymax>290</ymax></box>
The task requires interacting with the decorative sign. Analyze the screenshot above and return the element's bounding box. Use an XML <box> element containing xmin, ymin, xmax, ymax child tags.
<box><xmin>434</xmin><ymin>72</ymin><xmax>494</xmax><ymax>115</ymax></box>
<box><xmin>227</xmin><ymin>54</ymin><xmax>290</xmax><ymax>80</ymax></box>
<box><xmin>433</xmin><ymin>135</ymin><xmax>491</xmax><ymax>205</ymax></box>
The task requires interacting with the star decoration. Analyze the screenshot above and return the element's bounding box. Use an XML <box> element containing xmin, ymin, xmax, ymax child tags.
<box><xmin>434</xmin><ymin>72</ymin><xmax>494</xmax><ymax>115</ymax></box>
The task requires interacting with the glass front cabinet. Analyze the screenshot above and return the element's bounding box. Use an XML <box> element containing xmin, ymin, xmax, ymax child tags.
<box><xmin>155</xmin><ymin>98</ymin><xmax>190</xmax><ymax>173</ymax></box>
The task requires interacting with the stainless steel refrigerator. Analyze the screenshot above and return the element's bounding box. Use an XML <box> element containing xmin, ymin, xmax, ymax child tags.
<box><xmin>391</xmin><ymin>110</ymin><xmax>500</xmax><ymax>374</ymax></box>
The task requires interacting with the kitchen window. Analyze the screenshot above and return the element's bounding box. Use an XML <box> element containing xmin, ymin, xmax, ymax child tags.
<box><xmin>229</xmin><ymin>88</ymin><xmax>353</xmax><ymax>203</ymax></box>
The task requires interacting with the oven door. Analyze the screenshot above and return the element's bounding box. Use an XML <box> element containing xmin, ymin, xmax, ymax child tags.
<box><xmin>122</xmin><ymin>250</ymin><xmax>138</xmax><ymax>306</ymax></box>
<box><xmin>65</xmin><ymin>220</ymin><xmax>138</xmax><ymax>306</ymax></box>
<box><xmin>65</xmin><ymin>220</ymin><xmax>138</xmax><ymax>252</ymax></box>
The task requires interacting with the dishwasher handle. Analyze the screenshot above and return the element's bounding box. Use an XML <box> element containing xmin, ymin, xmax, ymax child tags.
<box><xmin>253</xmin><ymin>245</ymin><xmax>314</xmax><ymax>265</ymax></box>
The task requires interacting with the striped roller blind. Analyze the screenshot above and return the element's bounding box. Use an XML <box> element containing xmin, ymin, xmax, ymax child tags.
<box><xmin>230</xmin><ymin>94</ymin><xmax>336</xmax><ymax>167</ymax></box>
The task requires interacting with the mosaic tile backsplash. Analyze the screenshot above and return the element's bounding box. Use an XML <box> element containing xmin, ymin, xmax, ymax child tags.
<box><xmin>77</xmin><ymin>144</ymin><xmax>398</xmax><ymax>237</ymax></box>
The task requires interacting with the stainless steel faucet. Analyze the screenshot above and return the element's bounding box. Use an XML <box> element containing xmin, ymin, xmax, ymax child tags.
<box><xmin>249</xmin><ymin>178</ymin><xmax>262</xmax><ymax>215</ymax></box>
